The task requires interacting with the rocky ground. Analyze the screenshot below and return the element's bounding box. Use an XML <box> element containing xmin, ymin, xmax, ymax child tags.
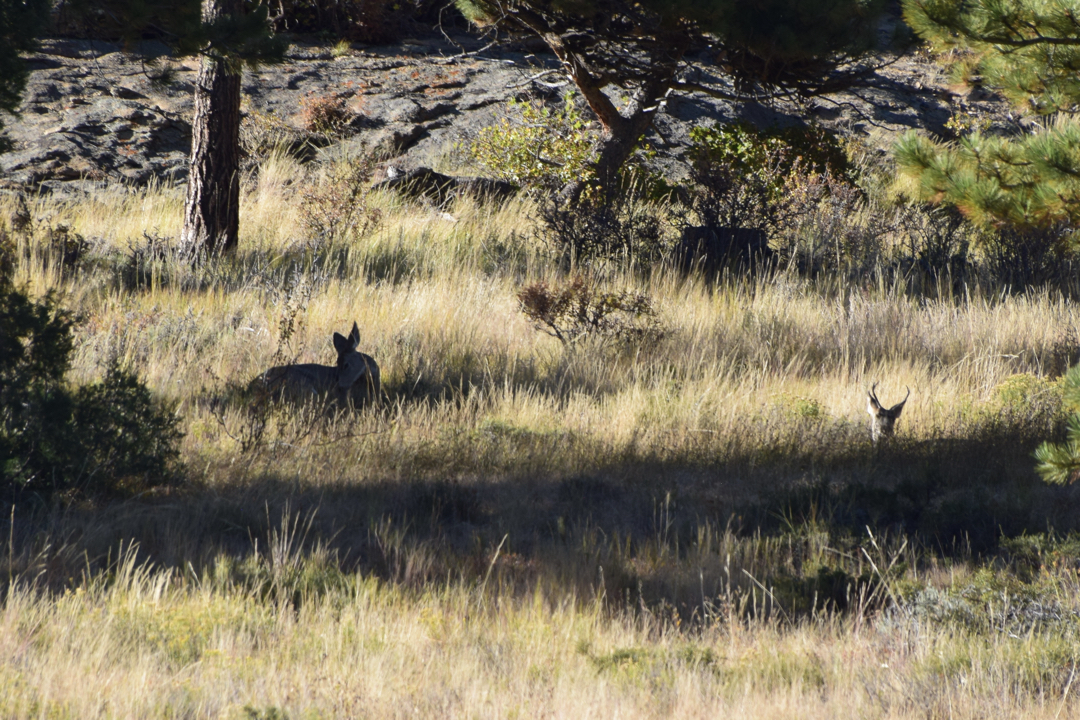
<box><xmin>0</xmin><ymin>25</ymin><xmax>1009</xmax><ymax>197</ymax></box>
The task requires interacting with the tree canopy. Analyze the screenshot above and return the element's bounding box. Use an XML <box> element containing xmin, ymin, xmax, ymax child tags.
<box><xmin>896</xmin><ymin>0</ymin><xmax>1080</xmax><ymax>229</ymax></box>
<box><xmin>64</xmin><ymin>0</ymin><xmax>284</xmax><ymax>68</ymax></box>
<box><xmin>456</xmin><ymin>0</ymin><xmax>888</xmax><ymax>199</ymax></box>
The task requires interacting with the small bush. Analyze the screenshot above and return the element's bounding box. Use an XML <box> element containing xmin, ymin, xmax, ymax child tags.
<box><xmin>517</xmin><ymin>275</ymin><xmax>663</xmax><ymax>348</ymax></box>
<box><xmin>298</xmin><ymin>92</ymin><xmax>358</xmax><ymax>137</ymax></box>
<box><xmin>300</xmin><ymin>155</ymin><xmax>382</xmax><ymax>246</ymax></box>
<box><xmin>537</xmin><ymin>190</ymin><xmax>666</xmax><ymax>269</ymax></box>
<box><xmin>0</xmin><ymin>236</ymin><xmax>181</xmax><ymax>499</ymax></box>
<box><xmin>470</xmin><ymin>94</ymin><xmax>596</xmax><ymax>189</ymax></box>
<box><xmin>240</xmin><ymin>107</ymin><xmax>310</xmax><ymax>162</ymax></box>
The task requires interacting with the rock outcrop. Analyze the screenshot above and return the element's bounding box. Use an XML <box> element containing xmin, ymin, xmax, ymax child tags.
<box><xmin>0</xmin><ymin>29</ymin><xmax>988</xmax><ymax>197</ymax></box>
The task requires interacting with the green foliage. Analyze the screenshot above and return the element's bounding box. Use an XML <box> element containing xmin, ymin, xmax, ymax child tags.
<box><xmin>904</xmin><ymin>0</ymin><xmax>1080</xmax><ymax>115</ymax></box>
<box><xmin>458</xmin><ymin>0</ymin><xmax>887</xmax><ymax>97</ymax></box>
<box><xmin>62</xmin><ymin>0</ymin><xmax>285</xmax><ymax>70</ymax></box>
<box><xmin>691</xmin><ymin>122</ymin><xmax>849</xmax><ymax>180</ymax></box>
<box><xmin>683</xmin><ymin>122</ymin><xmax>853</xmax><ymax>269</ymax></box>
<box><xmin>0</xmin><ymin>238</ymin><xmax>181</xmax><ymax>499</ymax></box>
<box><xmin>897</xmin><ymin>0</ymin><xmax>1080</xmax><ymax>233</ymax></box>
<box><xmin>458</xmin><ymin>0</ymin><xmax>885</xmax><ymax>197</ymax></box>
<box><xmin>469</xmin><ymin>95</ymin><xmax>596</xmax><ymax>188</ymax></box>
<box><xmin>895</xmin><ymin>120</ymin><xmax>1080</xmax><ymax>231</ymax></box>
<box><xmin>1036</xmin><ymin>363</ymin><xmax>1080</xmax><ymax>485</ymax></box>
<box><xmin>0</xmin><ymin>0</ymin><xmax>50</xmax><ymax>152</ymax></box>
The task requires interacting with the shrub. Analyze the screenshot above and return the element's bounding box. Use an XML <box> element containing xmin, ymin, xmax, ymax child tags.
<box><xmin>470</xmin><ymin>94</ymin><xmax>596</xmax><ymax>189</ymax></box>
<box><xmin>689</xmin><ymin>122</ymin><xmax>848</xmax><ymax>186</ymax></box>
<box><xmin>681</xmin><ymin>122</ymin><xmax>848</xmax><ymax>272</ymax></box>
<box><xmin>537</xmin><ymin>189</ymin><xmax>666</xmax><ymax>269</ymax></box>
<box><xmin>517</xmin><ymin>275</ymin><xmax>663</xmax><ymax>348</ymax></box>
<box><xmin>299</xmin><ymin>155</ymin><xmax>382</xmax><ymax>246</ymax></box>
<box><xmin>298</xmin><ymin>92</ymin><xmax>357</xmax><ymax>137</ymax></box>
<box><xmin>240</xmin><ymin>106</ymin><xmax>310</xmax><ymax>162</ymax></box>
<box><xmin>0</xmin><ymin>236</ymin><xmax>181</xmax><ymax>499</ymax></box>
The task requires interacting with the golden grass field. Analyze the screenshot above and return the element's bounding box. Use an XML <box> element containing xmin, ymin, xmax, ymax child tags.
<box><xmin>4</xmin><ymin>147</ymin><xmax>1080</xmax><ymax>718</ymax></box>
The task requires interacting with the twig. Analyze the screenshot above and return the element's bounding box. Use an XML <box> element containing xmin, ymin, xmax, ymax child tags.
<box><xmin>510</xmin><ymin>68</ymin><xmax>568</xmax><ymax>88</ymax></box>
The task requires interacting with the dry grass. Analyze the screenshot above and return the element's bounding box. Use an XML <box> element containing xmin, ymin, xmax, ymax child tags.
<box><xmin>3</xmin><ymin>151</ymin><xmax>1080</xmax><ymax>718</ymax></box>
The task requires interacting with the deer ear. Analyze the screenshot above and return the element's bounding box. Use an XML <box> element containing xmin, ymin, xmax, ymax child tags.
<box><xmin>349</xmin><ymin>321</ymin><xmax>360</xmax><ymax>349</ymax></box>
<box><xmin>333</xmin><ymin>332</ymin><xmax>351</xmax><ymax>354</ymax></box>
<box><xmin>867</xmin><ymin>392</ymin><xmax>882</xmax><ymax>414</ymax></box>
<box><xmin>890</xmin><ymin>387</ymin><xmax>910</xmax><ymax>415</ymax></box>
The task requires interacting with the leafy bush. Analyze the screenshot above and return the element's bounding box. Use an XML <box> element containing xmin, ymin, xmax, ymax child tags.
<box><xmin>517</xmin><ymin>275</ymin><xmax>663</xmax><ymax>348</ymax></box>
<box><xmin>690</xmin><ymin>122</ymin><xmax>848</xmax><ymax>186</ymax></box>
<box><xmin>537</xmin><ymin>190</ymin><xmax>666</xmax><ymax>269</ymax></box>
<box><xmin>300</xmin><ymin>155</ymin><xmax>382</xmax><ymax>246</ymax></box>
<box><xmin>470</xmin><ymin>95</ymin><xmax>596</xmax><ymax>189</ymax></box>
<box><xmin>0</xmin><ymin>238</ymin><xmax>181</xmax><ymax>499</ymax></box>
<box><xmin>681</xmin><ymin>122</ymin><xmax>848</xmax><ymax>272</ymax></box>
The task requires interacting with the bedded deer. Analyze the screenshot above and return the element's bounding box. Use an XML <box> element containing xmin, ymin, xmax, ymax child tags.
<box><xmin>867</xmin><ymin>383</ymin><xmax>909</xmax><ymax>443</ymax></box>
<box><xmin>250</xmin><ymin>322</ymin><xmax>380</xmax><ymax>408</ymax></box>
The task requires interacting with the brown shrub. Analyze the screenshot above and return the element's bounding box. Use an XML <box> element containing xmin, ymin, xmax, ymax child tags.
<box><xmin>517</xmin><ymin>275</ymin><xmax>663</xmax><ymax>348</ymax></box>
<box><xmin>298</xmin><ymin>92</ymin><xmax>356</xmax><ymax>137</ymax></box>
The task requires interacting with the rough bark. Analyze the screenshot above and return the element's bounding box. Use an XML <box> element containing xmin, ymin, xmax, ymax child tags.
<box><xmin>537</xmin><ymin>27</ymin><xmax>687</xmax><ymax>204</ymax></box>
<box><xmin>181</xmin><ymin>0</ymin><xmax>243</xmax><ymax>254</ymax></box>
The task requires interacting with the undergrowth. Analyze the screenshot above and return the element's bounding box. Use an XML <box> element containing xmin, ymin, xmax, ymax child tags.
<box><xmin>3</xmin><ymin>132</ymin><xmax>1080</xmax><ymax>717</ymax></box>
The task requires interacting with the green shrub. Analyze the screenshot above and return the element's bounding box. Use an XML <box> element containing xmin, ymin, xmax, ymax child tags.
<box><xmin>470</xmin><ymin>94</ymin><xmax>596</xmax><ymax>189</ymax></box>
<box><xmin>689</xmin><ymin>122</ymin><xmax>848</xmax><ymax>185</ymax></box>
<box><xmin>682</xmin><ymin>122</ymin><xmax>850</xmax><ymax>272</ymax></box>
<box><xmin>0</xmin><ymin>240</ymin><xmax>181</xmax><ymax>499</ymax></box>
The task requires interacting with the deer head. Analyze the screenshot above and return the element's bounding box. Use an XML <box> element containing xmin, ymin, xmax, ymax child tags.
<box><xmin>333</xmin><ymin>322</ymin><xmax>365</xmax><ymax>388</ymax></box>
<box><xmin>867</xmin><ymin>383</ymin><xmax>909</xmax><ymax>443</ymax></box>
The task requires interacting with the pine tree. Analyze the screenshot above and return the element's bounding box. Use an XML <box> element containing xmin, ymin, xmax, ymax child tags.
<box><xmin>0</xmin><ymin>0</ymin><xmax>50</xmax><ymax>153</ymax></box>
<box><xmin>899</xmin><ymin>2</ymin><xmax>1080</xmax><ymax>485</ymax></box>
<box><xmin>895</xmin><ymin>0</ymin><xmax>1080</xmax><ymax>230</ymax></box>
<box><xmin>66</xmin><ymin>0</ymin><xmax>285</xmax><ymax>253</ymax></box>
<box><xmin>455</xmin><ymin>0</ymin><xmax>888</xmax><ymax>201</ymax></box>
<box><xmin>180</xmin><ymin>0</ymin><xmax>284</xmax><ymax>254</ymax></box>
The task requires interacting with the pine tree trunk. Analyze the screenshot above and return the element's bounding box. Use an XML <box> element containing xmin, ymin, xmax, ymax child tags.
<box><xmin>181</xmin><ymin>0</ymin><xmax>243</xmax><ymax>254</ymax></box>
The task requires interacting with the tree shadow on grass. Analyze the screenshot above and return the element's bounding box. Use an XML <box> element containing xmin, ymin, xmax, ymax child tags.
<box><xmin>5</xmin><ymin>417</ymin><xmax>1080</xmax><ymax>623</ymax></box>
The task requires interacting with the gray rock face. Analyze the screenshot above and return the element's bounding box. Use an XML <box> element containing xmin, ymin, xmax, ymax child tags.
<box><xmin>0</xmin><ymin>31</ymin><xmax>973</xmax><ymax>197</ymax></box>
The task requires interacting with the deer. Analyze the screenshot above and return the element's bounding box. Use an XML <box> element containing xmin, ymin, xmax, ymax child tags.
<box><xmin>867</xmin><ymin>383</ymin><xmax>909</xmax><ymax>443</ymax></box>
<box><xmin>250</xmin><ymin>322</ymin><xmax>380</xmax><ymax>409</ymax></box>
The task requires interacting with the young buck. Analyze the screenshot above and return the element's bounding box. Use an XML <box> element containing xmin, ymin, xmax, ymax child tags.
<box><xmin>251</xmin><ymin>322</ymin><xmax>380</xmax><ymax>408</ymax></box>
<box><xmin>867</xmin><ymin>383</ymin><xmax>909</xmax><ymax>443</ymax></box>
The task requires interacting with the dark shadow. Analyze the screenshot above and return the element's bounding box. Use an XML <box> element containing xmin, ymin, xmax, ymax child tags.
<box><xmin>5</xmin><ymin>414</ymin><xmax>1079</xmax><ymax>624</ymax></box>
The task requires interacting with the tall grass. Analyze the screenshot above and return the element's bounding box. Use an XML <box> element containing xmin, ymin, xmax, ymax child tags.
<box><xmin>3</xmin><ymin>150</ymin><xmax>1080</xmax><ymax>717</ymax></box>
